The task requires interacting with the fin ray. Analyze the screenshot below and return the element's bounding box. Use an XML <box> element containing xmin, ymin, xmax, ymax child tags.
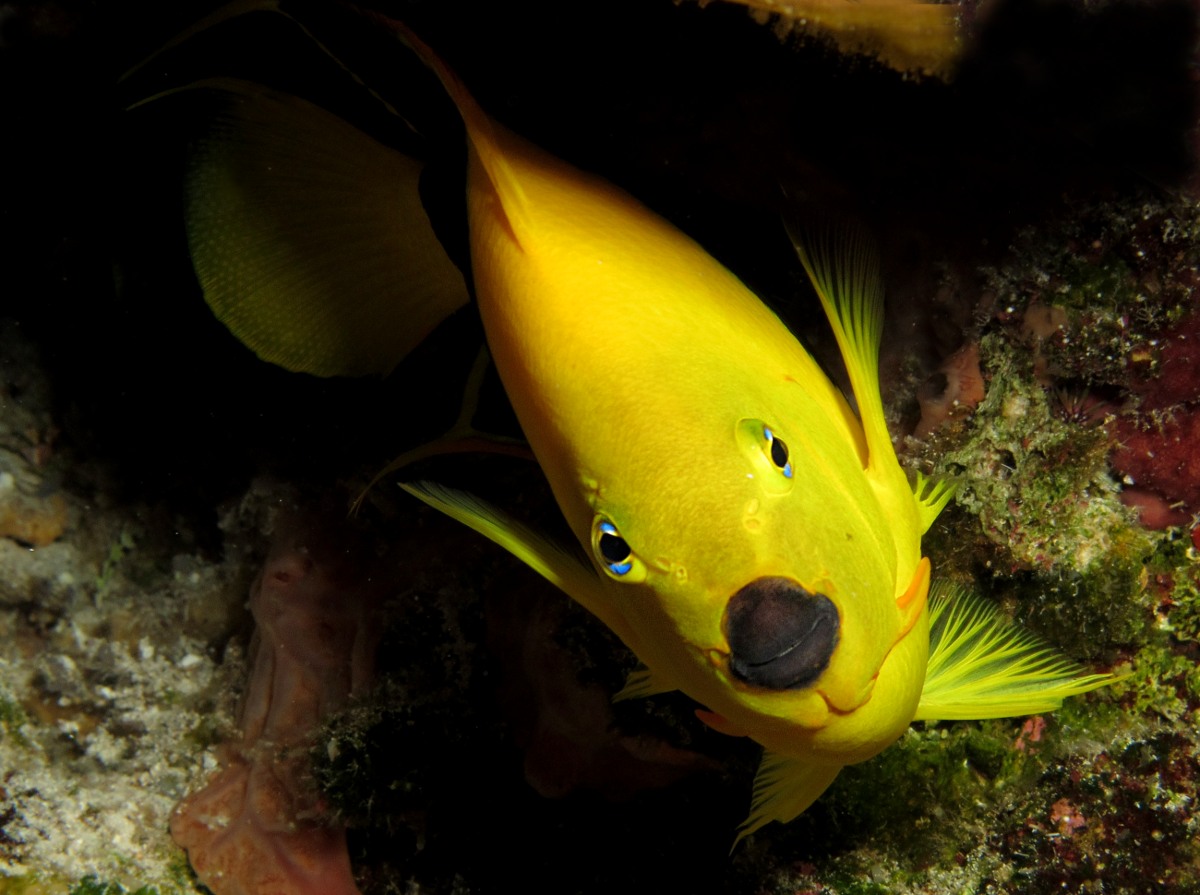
<box><xmin>377</xmin><ymin>20</ymin><xmax>534</xmax><ymax>244</ymax></box>
<box><xmin>788</xmin><ymin>221</ymin><xmax>888</xmax><ymax>468</ymax></box>
<box><xmin>734</xmin><ymin>753</ymin><xmax>842</xmax><ymax>847</ymax></box>
<box><xmin>179</xmin><ymin>79</ymin><xmax>468</xmax><ymax>376</ymax></box>
<box><xmin>913</xmin><ymin>471</ymin><xmax>956</xmax><ymax>533</ymax></box>
<box><xmin>613</xmin><ymin>665</ymin><xmax>677</xmax><ymax>701</ymax></box>
<box><xmin>121</xmin><ymin>0</ymin><xmax>284</xmax><ymax>86</ymax></box>
<box><xmin>915</xmin><ymin>581</ymin><xmax>1116</xmax><ymax>722</ymax></box>
<box><xmin>352</xmin><ymin>347</ymin><xmax>534</xmax><ymax>514</ymax></box>
<box><xmin>400</xmin><ymin>480</ymin><xmax>636</xmax><ymax>647</ymax></box>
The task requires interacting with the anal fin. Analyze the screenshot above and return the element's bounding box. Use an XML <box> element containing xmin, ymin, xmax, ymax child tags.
<box><xmin>735</xmin><ymin>752</ymin><xmax>842</xmax><ymax>848</ymax></box>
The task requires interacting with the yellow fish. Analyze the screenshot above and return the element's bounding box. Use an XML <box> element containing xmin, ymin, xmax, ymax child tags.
<box><xmin>145</xmin><ymin>3</ymin><xmax>1114</xmax><ymax>840</ymax></box>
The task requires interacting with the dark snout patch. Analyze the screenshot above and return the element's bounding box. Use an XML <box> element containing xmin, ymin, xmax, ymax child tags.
<box><xmin>724</xmin><ymin>577</ymin><xmax>839</xmax><ymax>690</ymax></box>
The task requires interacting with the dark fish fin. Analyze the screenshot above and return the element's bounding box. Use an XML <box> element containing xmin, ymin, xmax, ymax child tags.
<box><xmin>351</xmin><ymin>346</ymin><xmax>534</xmax><ymax>514</ymax></box>
<box><xmin>121</xmin><ymin>0</ymin><xmax>288</xmax><ymax>86</ymax></box>
<box><xmin>613</xmin><ymin>665</ymin><xmax>677</xmax><ymax>701</ymax></box>
<box><xmin>174</xmin><ymin>78</ymin><xmax>468</xmax><ymax>376</ymax></box>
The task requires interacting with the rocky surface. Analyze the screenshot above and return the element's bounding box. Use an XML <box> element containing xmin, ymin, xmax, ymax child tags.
<box><xmin>2</xmin><ymin>1</ymin><xmax>1199</xmax><ymax>893</ymax></box>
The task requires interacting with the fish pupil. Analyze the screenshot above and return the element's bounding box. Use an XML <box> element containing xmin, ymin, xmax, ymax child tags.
<box><xmin>593</xmin><ymin>518</ymin><xmax>635</xmax><ymax>576</ymax></box>
<box><xmin>765</xmin><ymin>428</ymin><xmax>791</xmax><ymax>475</ymax></box>
<box><xmin>770</xmin><ymin>436</ymin><xmax>788</xmax><ymax>468</ymax></box>
<box><xmin>599</xmin><ymin>531</ymin><xmax>631</xmax><ymax>564</ymax></box>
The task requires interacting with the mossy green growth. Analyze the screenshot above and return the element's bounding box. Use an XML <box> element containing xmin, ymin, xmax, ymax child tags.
<box><xmin>977</xmin><ymin>197</ymin><xmax>1200</xmax><ymax>389</ymax></box>
<box><xmin>0</xmin><ymin>694</ymin><xmax>30</xmax><ymax>747</ymax></box>
<box><xmin>1055</xmin><ymin>252</ymin><xmax>1135</xmax><ymax>311</ymax></box>
<box><xmin>938</xmin><ymin>334</ymin><xmax>1146</xmax><ymax>574</ymax></box>
<box><xmin>1158</xmin><ymin>550</ymin><xmax>1200</xmax><ymax>645</ymax></box>
<box><xmin>792</xmin><ymin>721</ymin><xmax>1034</xmax><ymax>865</ymax></box>
<box><xmin>1100</xmin><ymin>542</ymin><xmax>1200</xmax><ymax>722</ymax></box>
<box><xmin>818</xmin><ymin>880</ymin><xmax>893</xmax><ymax>895</ymax></box>
<box><xmin>59</xmin><ymin>860</ymin><xmax>209</xmax><ymax>895</ymax></box>
<box><xmin>1111</xmin><ymin>646</ymin><xmax>1200</xmax><ymax>722</ymax></box>
<box><xmin>183</xmin><ymin>713</ymin><xmax>226</xmax><ymax>750</ymax></box>
<box><xmin>928</xmin><ymin>333</ymin><xmax>1153</xmax><ymax>650</ymax></box>
<box><xmin>66</xmin><ymin>877</ymin><xmax>160</xmax><ymax>895</ymax></box>
<box><xmin>93</xmin><ymin>529</ymin><xmax>138</xmax><ymax>602</ymax></box>
<box><xmin>1034</xmin><ymin>253</ymin><xmax>1149</xmax><ymax>385</ymax></box>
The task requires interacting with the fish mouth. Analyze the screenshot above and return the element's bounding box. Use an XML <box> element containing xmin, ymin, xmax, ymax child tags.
<box><xmin>722</xmin><ymin>576</ymin><xmax>840</xmax><ymax>691</ymax></box>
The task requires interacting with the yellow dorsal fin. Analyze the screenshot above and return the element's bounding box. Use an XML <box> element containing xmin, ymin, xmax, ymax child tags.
<box><xmin>915</xmin><ymin>581</ymin><xmax>1118</xmax><ymax>722</ymax></box>
<box><xmin>388</xmin><ymin>23</ymin><xmax>533</xmax><ymax>244</ymax></box>
<box><xmin>913</xmin><ymin>470</ymin><xmax>957</xmax><ymax>534</ymax></box>
<box><xmin>787</xmin><ymin>220</ymin><xmax>888</xmax><ymax>471</ymax></box>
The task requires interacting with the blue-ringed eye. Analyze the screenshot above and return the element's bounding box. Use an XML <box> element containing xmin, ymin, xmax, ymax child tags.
<box><xmin>590</xmin><ymin>515</ymin><xmax>647</xmax><ymax>582</ymax></box>
<box><xmin>736</xmin><ymin>419</ymin><xmax>795</xmax><ymax>495</ymax></box>
<box><xmin>763</xmin><ymin>426</ymin><xmax>793</xmax><ymax>478</ymax></box>
<box><xmin>597</xmin><ymin>520</ymin><xmax>633</xmax><ymax>575</ymax></box>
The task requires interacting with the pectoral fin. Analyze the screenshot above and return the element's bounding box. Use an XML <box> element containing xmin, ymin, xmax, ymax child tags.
<box><xmin>915</xmin><ymin>581</ymin><xmax>1117</xmax><ymax>722</ymax></box>
<box><xmin>734</xmin><ymin>753</ymin><xmax>842</xmax><ymax>847</ymax></box>
<box><xmin>614</xmin><ymin>665</ymin><xmax>677</xmax><ymax>701</ymax></box>
<box><xmin>400</xmin><ymin>481</ymin><xmax>636</xmax><ymax>649</ymax></box>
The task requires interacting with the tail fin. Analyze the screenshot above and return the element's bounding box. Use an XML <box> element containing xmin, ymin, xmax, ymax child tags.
<box><xmin>125</xmin><ymin>4</ymin><xmax>471</xmax><ymax>376</ymax></box>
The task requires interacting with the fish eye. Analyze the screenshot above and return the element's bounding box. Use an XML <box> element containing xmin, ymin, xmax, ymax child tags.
<box><xmin>598</xmin><ymin>522</ymin><xmax>632</xmax><ymax>572</ymax></box>
<box><xmin>736</xmin><ymin>419</ymin><xmax>796</xmax><ymax>496</ymax></box>
<box><xmin>591</xmin><ymin>516</ymin><xmax>644</xmax><ymax>580</ymax></box>
<box><xmin>763</xmin><ymin>426</ymin><xmax>793</xmax><ymax>478</ymax></box>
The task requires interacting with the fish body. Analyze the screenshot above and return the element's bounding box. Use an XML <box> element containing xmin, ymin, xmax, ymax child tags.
<box><xmin>449</xmin><ymin>63</ymin><xmax>932</xmax><ymax>765</ymax></box>
<box><xmin>160</xmin><ymin>4</ymin><xmax>1113</xmax><ymax>839</ymax></box>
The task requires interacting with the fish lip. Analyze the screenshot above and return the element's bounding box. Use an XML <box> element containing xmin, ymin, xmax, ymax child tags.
<box><xmin>722</xmin><ymin>576</ymin><xmax>840</xmax><ymax>692</ymax></box>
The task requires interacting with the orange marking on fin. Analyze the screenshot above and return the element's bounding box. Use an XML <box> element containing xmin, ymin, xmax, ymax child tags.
<box><xmin>895</xmin><ymin>556</ymin><xmax>931</xmax><ymax>637</ymax></box>
<box><xmin>695</xmin><ymin>709</ymin><xmax>748</xmax><ymax>738</ymax></box>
